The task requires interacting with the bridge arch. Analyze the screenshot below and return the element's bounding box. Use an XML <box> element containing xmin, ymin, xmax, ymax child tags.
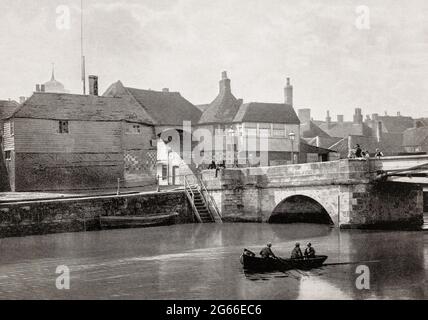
<box><xmin>269</xmin><ymin>194</ymin><xmax>335</xmax><ymax>225</ymax></box>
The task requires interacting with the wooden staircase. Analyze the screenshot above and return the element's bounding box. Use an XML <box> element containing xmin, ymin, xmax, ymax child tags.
<box><xmin>188</xmin><ymin>184</ymin><xmax>214</xmax><ymax>223</ymax></box>
<box><xmin>183</xmin><ymin>176</ymin><xmax>222</xmax><ymax>224</ymax></box>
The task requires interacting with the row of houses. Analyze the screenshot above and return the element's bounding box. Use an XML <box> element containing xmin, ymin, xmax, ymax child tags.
<box><xmin>0</xmin><ymin>72</ymin><xmax>335</xmax><ymax>192</ymax></box>
<box><xmin>299</xmin><ymin>107</ymin><xmax>428</xmax><ymax>158</ymax></box>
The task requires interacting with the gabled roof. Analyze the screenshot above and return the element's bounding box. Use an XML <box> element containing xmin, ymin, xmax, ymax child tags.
<box><xmin>198</xmin><ymin>72</ymin><xmax>242</xmax><ymax>125</ymax></box>
<box><xmin>403</xmin><ymin>127</ymin><xmax>428</xmax><ymax>147</ymax></box>
<box><xmin>0</xmin><ymin>100</ymin><xmax>19</xmax><ymax>120</ymax></box>
<box><xmin>300</xmin><ymin>140</ymin><xmax>334</xmax><ymax>155</ymax></box>
<box><xmin>233</xmin><ymin>102</ymin><xmax>300</xmax><ymax>124</ymax></box>
<box><xmin>301</xmin><ymin>121</ymin><xmax>331</xmax><ymax>138</ymax></box>
<box><xmin>9</xmin><ymin>92</ymin><xmax>153</xmax><ymax>123</ymax></box>
<box><xmin>103</xmin><ymin>81</ymin><xmax>201</xmax><ymax>126</ymax></box>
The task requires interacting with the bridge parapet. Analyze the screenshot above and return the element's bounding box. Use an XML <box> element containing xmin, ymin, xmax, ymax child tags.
<box><xmin>369</xmin><ymin>155</ymin><xmax>428</xmax><ymax>172</ymax></box>
<box><xmin>202</xmin><ymin>159</ymin><xmax>374</xmax><ymax>190</ymax></box>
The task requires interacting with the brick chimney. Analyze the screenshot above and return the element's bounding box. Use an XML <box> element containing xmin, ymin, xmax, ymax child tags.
<box><xmin>326</xmin><ymin>110</ymin><xmax>332</xmax><ymax>129</ymax></box>
<box><xmin>89</xmin><ymin>75</ymin><xmax>99</xmax><ymax>96</ymax></box>
<box><xmin>284</xmin><ymin>77</ymin><xmax>293</xmax><ymax>106</ymax></box>
<box><xmin>376</xmin><ymin>121</ymin><xmax>383</xmax><ymax>142</ymax></box>
<box><xmin>353</xmin><ymin>108</ymin><xmax>363</xmax><ymax>124</ymax></box>
<box><xmin>19</xmin><ymin>96</ymin><xmax>26</xmax><ymax>104</ymax></box>
<box><xmin>219</xmin><ymin>71</ymin><xmax>231</xmax><ymax>95</ymax></box>
<box><xmin>35</xmin><ymin>84</ymin><xmax>40</xmax><ymax>92</ymax></box>
<box><xmin>337</xmin><ymin>115</ymin><xmax>344</xmax><ymax>124</ymax></box>
<box><xmin>298</xmin><ymin>108</ymin><xmax>311</xmax><ymax>123</ymax></box>
<box><xmin>40</xmin><ymin>84</ymin><xmax>45</xmax><ymax>92</ymax></box>
<box><xmin>162</xmin><ymin>88</ymin><xmax>169</xmax><ymax>93</ymax></box>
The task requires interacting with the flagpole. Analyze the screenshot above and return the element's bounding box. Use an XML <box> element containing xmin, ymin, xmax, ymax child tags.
<box><xmin>81</xmin><ymin>0</ymin><xmax>86</xmax><ymax>95</ymax></box>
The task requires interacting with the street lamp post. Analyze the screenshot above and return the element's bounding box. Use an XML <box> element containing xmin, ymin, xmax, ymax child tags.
<box><xmin>289</xmin><ymin>132</ymin><xmax>295</xmax><ymax>164</ymax></box>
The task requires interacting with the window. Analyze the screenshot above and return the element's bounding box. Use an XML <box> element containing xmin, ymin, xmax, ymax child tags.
<box><xmin>162</xmin><ymin>165</ymin><xmax>168</xmax><ymax>180</ymax></box>
<box><xmin>273</xmin><ymin>123</ymin><xmax>284</xmax><ymax>136</ymax></box>
<box><xmin>59</xmin><ymin>121</ymin><xmax>69</xmax><ymax>134</ymax></box>
<box><xmin>133</xmin><ymin>125</ymin><xmax>141</xmax><ymax>134</ymax></box>
<box><xmin>4</xmin><ymin>151</ymin><xmax>11</xmax><ymax>161</ymax></box>
<box><xmin>259</xmin><ymin>123</ymin><xmax>270</xmax><ymax>137</ymax></box>
<box><xmin>245</xmin><ymin>123</ymin><xmax>257</xmax><ymax>136</ymax></box>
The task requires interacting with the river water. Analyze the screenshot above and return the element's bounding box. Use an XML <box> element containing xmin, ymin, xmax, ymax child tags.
<box><xmin>0</xmin><ymin>223</ymin><xmax>427</xmax><ymax>300</ymax></box>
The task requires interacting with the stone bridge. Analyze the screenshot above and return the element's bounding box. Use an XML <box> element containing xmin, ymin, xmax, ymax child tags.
<box><xmin>202</xmin><ymin>155</ymin><xmax>428</xmax><ymax>229</ymax></box>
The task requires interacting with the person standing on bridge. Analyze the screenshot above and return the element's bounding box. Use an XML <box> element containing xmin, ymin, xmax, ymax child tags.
<box><xmin>375</xmin><ymin>148</ymin><xmax>384</xmax><ymax>159</ymax></box>
<box><xmin>355</xmin><ymin>144</ymin><xmax>363</xmax><ymax>158</ymax></box>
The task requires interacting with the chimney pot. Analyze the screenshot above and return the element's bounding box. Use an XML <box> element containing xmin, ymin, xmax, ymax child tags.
<box><xmin>221</xmin><ymin>71</ymin><xmax>228</xmax><ymax>80</ymax></box>
<box><xmin>89</xmin><ymin>75</ymin><xmax>99</xmax><ymax>96</ymax></box>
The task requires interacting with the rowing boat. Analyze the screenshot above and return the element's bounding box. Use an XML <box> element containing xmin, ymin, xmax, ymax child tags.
<box><xmin>240</xmin><ymin>254</ymin><xmax>328</xmax><ymax>272</ymax></box>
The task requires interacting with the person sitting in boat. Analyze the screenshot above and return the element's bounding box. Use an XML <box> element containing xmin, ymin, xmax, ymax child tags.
<box><xmin>243</xmin><ymin>248</ymin><xmax>256</xmax><ymax>257</ymax></box>
<box><xmin>291</xmin><ymin>243</ymin><xmax>303</xmax><ymax>259</ymax></box>
<box><xmin>260</xmin><ymin>243</ymin><xmax>277</xmax><ymax>259</ymax></box>
<box><xmin>304</xmin><ymin>243</ymin><xmax>316</xmax><ymax>258</ymax></box>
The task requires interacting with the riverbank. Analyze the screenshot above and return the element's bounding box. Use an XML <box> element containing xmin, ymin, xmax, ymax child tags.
<box><xmin>0</xmin><ymin>191</ymin><xmax>194</xmax><ymax>238</ymax></box>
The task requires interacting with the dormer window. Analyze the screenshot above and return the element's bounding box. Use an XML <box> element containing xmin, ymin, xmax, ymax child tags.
<box><xmin>59</xmin><ymin>121</ymin><xmax>69</xmax><ymax>134</ymax></box>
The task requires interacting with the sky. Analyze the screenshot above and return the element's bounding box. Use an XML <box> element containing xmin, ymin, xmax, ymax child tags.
<box><xmin>1</xmin><ymin>0</ymin><xmax>428</xmax><ymax>120</ymax></box>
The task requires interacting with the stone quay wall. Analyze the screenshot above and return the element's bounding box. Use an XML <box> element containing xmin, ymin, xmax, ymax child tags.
<box><xmin>0</xmin><ymin>191</ymin><xmax>194</xmax><ymax>238</ymax></box>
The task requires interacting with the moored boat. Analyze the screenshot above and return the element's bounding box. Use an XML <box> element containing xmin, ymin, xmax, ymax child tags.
<box><xmin>100</xmin><ymin>213</ymin><xmax>179</xmax><ymax>229</ymax></box>
<box><xmin>240</xmin><ymin>253</ymin><xmax>328</xmax><ymax>272</ymax></box>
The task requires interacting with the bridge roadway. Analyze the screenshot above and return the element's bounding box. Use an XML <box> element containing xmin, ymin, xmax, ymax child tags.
<box><xmin>202</xmin><ymin>155</ymin><xmax>428</xmax><ymax>229</ymax></box>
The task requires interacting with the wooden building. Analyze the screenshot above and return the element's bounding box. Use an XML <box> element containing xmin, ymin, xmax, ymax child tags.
<box><xmin>2</xmin><ymin>91</ymin><xmax>156</xmax><ymax>191</ymax></box>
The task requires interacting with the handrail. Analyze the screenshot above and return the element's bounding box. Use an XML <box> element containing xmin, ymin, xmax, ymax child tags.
<box><xmin>197</xmin><ymin>175</ymin><xmax>222</xmax><ymax>222</ymax></box>
<box><xmin>184</xmin><ymin>176</ymin><xmax>202</xmax><ymax>223</ymax></box>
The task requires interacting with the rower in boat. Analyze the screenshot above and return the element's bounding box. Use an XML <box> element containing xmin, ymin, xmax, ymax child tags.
<box><xmin>260</xmin><ymin>243</ymin><xmax>277</xmax><ymax>259</ymax></box>
<box><xmin>243</xmin><ymin>248</ymin><xmax>256</xmax><ymax>257</ymax></box>
<box><xmin>290</xmin><ymin>243</ymin><xmax>303</xmax><ymax>259</ymax></box>
<box><xmin>304</xmin><ymin>243</ymin><xmax>316</xmax><ymax>258</ymax></box>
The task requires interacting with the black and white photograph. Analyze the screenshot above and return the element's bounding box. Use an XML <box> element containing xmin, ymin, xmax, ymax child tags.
<box><xmin>0</xmin><ymin>0</ymin><xmax>428</xmax><ymax>307</ymax></box>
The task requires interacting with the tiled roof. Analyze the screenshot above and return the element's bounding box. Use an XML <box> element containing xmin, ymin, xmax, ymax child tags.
<box><xmin>233</xmin><ymin>102</ymin><xmax>300</xmax><ymax>124</ymax></box>
<box><xmin>319</xmin><ymin>121</ymin><xmax>371</xmax><ymax>138</ymax></box>
<box><xmin>0</xmin><ymin>100</ymin><xmax>19</xmax><ymax>120</ymax></box>
<box><xmin>377</xmin><ymin>116</ymin><xmax>414</xmax><ymax>133</ymax></box>
<box><xmin>403</xmin><ymin>127</ymin><xmax>428</xmax><ymax>147</ymax></box>
<box><xmin>195</xmin><ymin>104</ymin><xmax>210</xmax><ymax>112</ymax></box>
<box><xmin>103</xmin><ymin>81</ymin><xmax>201</xmax><ymax>126</ymax></box>
<box><xmin>300</xmin><ymin>140</ymin><xmax>334</xmax><ymax>155</ymax></box>
<box><xmin>328</xmin><ymin>134</ymin><xmax>405</xmax><ymax>157</ymax></box>
<box><xmin>9</xmin><ymin>92</ymin><xmax>153</xmax><ymax>123</ymax></box>
<box><xmin>198</xmin><ymin>88</ymin><xmax>242</xmax><ymax>124</ymax></box>
<box><xmin>301</xmin><ymin>121</ymin><xmax>331</xmax><ymax>138</ymax></box>
<box><xmin>126</xmin><ymin>87</ymin><xmax>201</xmax><ymax>126</ymax></box>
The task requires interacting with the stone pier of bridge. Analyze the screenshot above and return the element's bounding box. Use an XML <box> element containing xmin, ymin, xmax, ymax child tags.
<box><xmin>202</xmin><ymin>156</ymin><xmax>427</xmax><ymax>229</ymax></box>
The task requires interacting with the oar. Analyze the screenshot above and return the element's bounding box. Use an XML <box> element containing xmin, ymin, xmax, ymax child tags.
<box><xmin>323</xmin><ymin>259</ymin><xmax>381</xmax><ymax>267</ymax></box>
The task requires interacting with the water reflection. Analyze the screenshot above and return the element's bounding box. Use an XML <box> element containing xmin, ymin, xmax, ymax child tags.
<box><xmin>0</xmin><ymin>223</ymin><xmax>426</xmax><ymax>299</ymax></box>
